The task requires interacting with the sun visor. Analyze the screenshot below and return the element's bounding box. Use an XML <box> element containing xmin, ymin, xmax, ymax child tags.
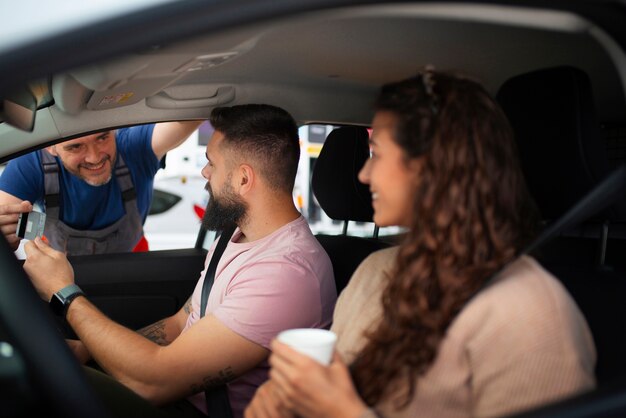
<box><xmin>57</xmin><ymin>51</ymin><xmax>244</xmax><ymax>111</ymax></box>
<box><xmin>84</xmin><ymin>76</ymin><xmax>184</xmax><ymax>110</ymax></box>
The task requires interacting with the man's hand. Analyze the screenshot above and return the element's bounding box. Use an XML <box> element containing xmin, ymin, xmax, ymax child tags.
<box><xmin>0</xmin><ymin>201</ymin><xmax>33</xmax><ymax>251</ymax></box>
<box><xmin>23</xmin><ymin>237</ymin><xmax>75</xmax><ymax>301</ymax></box>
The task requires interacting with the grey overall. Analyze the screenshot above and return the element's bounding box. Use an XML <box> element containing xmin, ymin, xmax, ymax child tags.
<box><xmin>40</xmin><ymin>150</ymin><xmax>144</xmax><ymax>255</ymax></box>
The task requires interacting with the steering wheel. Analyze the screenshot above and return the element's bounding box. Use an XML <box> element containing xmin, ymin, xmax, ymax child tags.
<box><xmin>0</xmin><ymin>236</ymin><xmax>110</xmax><ymax>418</ymax></box>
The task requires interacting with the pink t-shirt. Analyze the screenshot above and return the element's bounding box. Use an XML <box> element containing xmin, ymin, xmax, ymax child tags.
<box><xmin>183</xmin><ymin>216</ymin><xmax>336</xmax><ymax>417</ymax></box>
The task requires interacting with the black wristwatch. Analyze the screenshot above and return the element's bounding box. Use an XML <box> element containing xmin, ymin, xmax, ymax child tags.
<box><xmin>50</xmin><ymin>284</ymin><xmax>85</xmax><ymax>318</ymax></box>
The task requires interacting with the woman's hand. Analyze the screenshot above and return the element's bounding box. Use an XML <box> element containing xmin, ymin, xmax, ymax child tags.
<box><xmin>268</xmin><ymin>340</ymin><xmax>368</xmax><ymax>418</ymax></box>
<box><xmin>66</xmin><ymin>339</ymin><xmax>92</xmax><ymax>364</ymax></box>
<box><xmin>245</xmin><ymin>380</ymin><xmax>295</xmax><ymax>418</ymax></box>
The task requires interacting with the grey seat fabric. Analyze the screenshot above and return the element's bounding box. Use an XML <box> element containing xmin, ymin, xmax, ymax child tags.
<box><xmin>497</xmin><ymin>66</ymin><xmax>626</xmax><ymax>385</ymax></box>
<box><xmin>311</xmin><ymin>126</ymin><xmax>390</xmax><ymax>294</ymax></box>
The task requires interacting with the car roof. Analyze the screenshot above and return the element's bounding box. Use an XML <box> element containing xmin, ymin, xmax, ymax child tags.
<box><xmin>0</xmin><ymin>0</ymin><xmax>174</xmax><ymax>56</ymax></box>
<box><xmin>0</xmin><ymin>0</ymin><xmax>625</xmax><ymax>161</ymax></box>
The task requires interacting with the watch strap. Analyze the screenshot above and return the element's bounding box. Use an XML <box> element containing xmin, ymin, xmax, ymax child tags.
<box><xmin>50</xmin><ymin>284</ymin><xmax>84</xmax><ymax>317</ymax></box>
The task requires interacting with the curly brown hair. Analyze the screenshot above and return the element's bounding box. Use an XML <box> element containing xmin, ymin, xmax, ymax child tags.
<box><xmin>350</xmin><ymin>71</ymin><xmax>540</xmax><ymax>408</ymax></box>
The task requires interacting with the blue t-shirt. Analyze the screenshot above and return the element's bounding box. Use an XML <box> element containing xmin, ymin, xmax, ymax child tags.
<box><xmin>0</xmin><ymin>125</ymin><xmax>159</xmax><ymax>230</ymax></box>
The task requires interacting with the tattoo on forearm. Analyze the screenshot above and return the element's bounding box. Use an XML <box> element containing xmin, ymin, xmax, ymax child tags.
<box><xmin>183</xmin><ymin>297</ymin><xmax>192</xmax><ymax>315</ymax></box>
<box><xmin>190</xmin><ymin>366</ymin><xmax>236</xmax><ymax>393</ymax></box>
<box><xmin>137</xmin><ymin>320</ymin><xmax>170</xmax><ymax>346</ymax></box>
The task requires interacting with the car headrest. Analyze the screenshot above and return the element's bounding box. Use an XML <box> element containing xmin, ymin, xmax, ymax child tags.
<box><xmin>311</xmin><ymin>126</ymin><xmax>374</xmax><ymax>222</ymax></box>
<box><xmin>497</xmin><ymin>66</ymin><xmax>625</xmax><ymax>222</ymax></box>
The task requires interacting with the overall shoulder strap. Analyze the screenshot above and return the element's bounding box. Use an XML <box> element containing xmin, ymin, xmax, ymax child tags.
<box><xmin>39</xmin><ymin>150</ymin><xmax>61</xmax><ymax>217</ymax></box>
<box><xmin>113</xmin><ymin>153</ymin><xmax>137</xmax><ymax>202</ymax></box>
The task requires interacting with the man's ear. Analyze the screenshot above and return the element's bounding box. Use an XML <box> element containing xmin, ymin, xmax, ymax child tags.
<box><xmin>237</xmin><ymin>164</ymin><xmax>255</xmax><ymax>195</ymax></box>
<box><xmin>46</xmin><ymin>145</ymin><xmax>58</xmax><ymax>157</ymax></box>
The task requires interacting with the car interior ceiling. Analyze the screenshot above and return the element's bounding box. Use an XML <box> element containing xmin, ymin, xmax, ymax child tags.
<box><xmin>3</xmin><ymin>4</ymin><xmax>625</xmax><ymax>157</ymax></box>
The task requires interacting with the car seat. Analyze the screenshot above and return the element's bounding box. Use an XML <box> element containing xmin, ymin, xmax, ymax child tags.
<box><xmin>311</xmin><ymin>126</ymin><xmax>390</xmax><ymax>294</ymax></box>
<box><xmin>497</xmin><ymin>66</ymin><xmax>625</xmax><ymax>223</ymax></box>
<box><xmin>497</xmin><ymin>66</ymin><xmax>626</xmax><ymax>385</ymax></box>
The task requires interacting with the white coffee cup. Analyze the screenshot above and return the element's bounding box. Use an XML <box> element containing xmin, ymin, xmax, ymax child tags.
<box><xmin>276</xmin><ymin>328</ymin><xmax>337</xmax><ymax>365</ymax></box>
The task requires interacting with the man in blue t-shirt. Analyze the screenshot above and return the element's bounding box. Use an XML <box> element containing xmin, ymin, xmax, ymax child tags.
<box><xmin>0</xmin><ymin>121</ymin><xmax>202</xmax><ymax>255</ymax></box>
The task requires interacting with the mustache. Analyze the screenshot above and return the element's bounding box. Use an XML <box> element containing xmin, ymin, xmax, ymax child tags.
<box><xmin>79</xmin><ymin>156</ymin><xmax>111</xmax><ymax>169</ymax></box>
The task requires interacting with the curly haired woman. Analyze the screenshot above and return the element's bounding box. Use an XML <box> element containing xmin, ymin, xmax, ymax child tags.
<box><xmin>245</xmin><ymin>71</ymin><xmax>596</xmax><ymax>418</ymax></box>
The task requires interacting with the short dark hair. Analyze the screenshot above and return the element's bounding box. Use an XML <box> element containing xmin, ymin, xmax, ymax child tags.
<box><xmin>209</xmin><ymin>104</ymin><xmax>300</xmax><ymax>193</ymax></box>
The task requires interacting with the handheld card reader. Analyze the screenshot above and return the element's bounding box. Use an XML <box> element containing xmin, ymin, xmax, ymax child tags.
<box><xmin>16</xmin><ymin>211</ymin><xmax>46</xmax><ymax>240</ymax></box>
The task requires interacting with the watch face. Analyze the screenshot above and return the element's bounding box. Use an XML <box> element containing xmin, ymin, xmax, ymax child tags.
<box><xmin>50</xmin><ymin>293</ymin><xmax>65</xmax><ymax>316</ymax></box>
<box><xmin>49</xmin><ymin>285</ymin><xmax>84</xmax><ymax>317</ymax></box>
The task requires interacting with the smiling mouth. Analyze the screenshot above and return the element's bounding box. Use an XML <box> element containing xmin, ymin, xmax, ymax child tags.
<box><xmin>81</xmin><ymin>159</ymin><xmax>109</xmax><ymax>172</ymax></box>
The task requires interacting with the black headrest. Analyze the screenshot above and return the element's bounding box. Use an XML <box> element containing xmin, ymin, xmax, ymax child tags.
<box><xmin>311</xmin><ymin>126</ymin><xmax>374</xmax><ymax>222</ymax></box>
<box><xmin>496</xmin><ymin>66</ymin><xmax>624</xmax><ymax>222</ymax></box>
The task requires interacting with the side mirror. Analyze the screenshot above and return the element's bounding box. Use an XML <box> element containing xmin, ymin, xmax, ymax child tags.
<box><xmin>0</xmin><ymin>87</ymin><xmax>37</xmax><ymax>132</ymax></box>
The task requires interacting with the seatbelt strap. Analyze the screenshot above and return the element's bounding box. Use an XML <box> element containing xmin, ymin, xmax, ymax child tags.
<box><xmin>475</xmin><ymin>164</ymin><xmax>626</xmax><ymax>296</ymax></box>
<box><xmin>200</xmin><ymin>224</ymin><xmax>237</xmax><ymax>317</ymax></box>
<box><xmin>200</xmin><ymin>223</ymin><xmax>237</xmax><ymax>418</ymax></box>
<box><xmin>523</xmin><ymin>164</ymin><xmax>626</xmax><ymax>256</ymax></box>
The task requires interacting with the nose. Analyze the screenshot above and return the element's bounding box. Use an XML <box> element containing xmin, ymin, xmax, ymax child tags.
<box><xmin>358</xmin><ymin>158</ymin><xmax>371</xmax><ymax>185</ymax></box>
<box><xmin>201</xmin><ymin>163</ymin><xmax>211</xmax><ymax>180</ymax></box>
<box><xmin>84</xmin><ymin>145</ymin><xmax>101</xmax><ymax>163</ymax></box>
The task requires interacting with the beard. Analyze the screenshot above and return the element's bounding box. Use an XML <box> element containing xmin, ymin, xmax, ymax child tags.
<box><xmin>202</xmin><ymin>179</ymin><xmax>248</xmax><ymax>231</ymax></box>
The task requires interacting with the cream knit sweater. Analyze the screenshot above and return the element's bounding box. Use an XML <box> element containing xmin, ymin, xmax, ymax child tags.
<box><xmin>332</xmin><ymin>247</ymin><xmax>596</xmax><ymax>418</ymax></box>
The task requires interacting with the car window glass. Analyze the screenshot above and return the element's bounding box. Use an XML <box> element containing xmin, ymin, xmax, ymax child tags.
<box><xmin>4</xmin><ymin>122</ymin><xmax>402</xmax><ymax>257</ymax></box>
<box><xmin>2</xmin><ymin>124</ymin><xmax>206</xmax><ymax>257</ymax></box>
<box><xmin>148</xmin><ymin>189</ymin><xmax>182</xmax><ymax>215</ymax></box>
<box><xmin>155</xmin><ymin>123</ymin><xmax>403</xmax><ymax>253</ymax></box>
<box><xmin>144</xmin><ymin>122</ymin><xmax>210</xmax><ymax>251</ymax></box>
